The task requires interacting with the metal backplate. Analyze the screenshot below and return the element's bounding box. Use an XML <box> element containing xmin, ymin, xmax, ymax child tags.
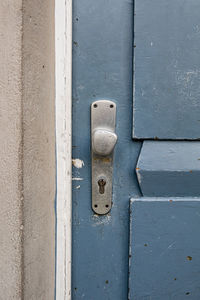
<box><xmin>91</xmin><ymin>100</ymin><xmax>117</xmax><ymax>215</ymax></box>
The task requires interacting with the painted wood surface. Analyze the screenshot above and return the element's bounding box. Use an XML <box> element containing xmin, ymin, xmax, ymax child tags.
<box><xmin>136</xmin><ymin>141</ymin><xmax>200</xmax><ymax>197</ymax></box>
<box><xmin>129</xmin><ymin>198</ymin><xmax>200</xmax><ymax>299</ymax></box>
<box><xmin>55</xmin><ymin>0</ymin><xmax>72</xmax><ymax>298</ymax></box>
<box><xmin>72</xmin><ymin>1</ymin><xmax>200</xmax><ymax>299</ymax></box>
<box><xmin>72</xmin><ymin>0</ymin><xmax>141</xmax><ymax>298</ymax></box>
<box><xmin>133</xmin><ymin>0</ymin><xmax>200</xmax><ymax>139</ymax></box>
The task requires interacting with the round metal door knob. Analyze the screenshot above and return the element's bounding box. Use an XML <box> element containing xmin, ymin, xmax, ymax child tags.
<box><xmin>92</xmin><ymin>129</ymin><xmax>117</xmax><ymax>156</ymax></box>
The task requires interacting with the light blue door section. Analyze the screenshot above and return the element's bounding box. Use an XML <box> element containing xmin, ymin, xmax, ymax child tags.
<box><xmin>129</xmin><ymin>0</ymin><xmax>200</xmax><ymax>295</ymax></box>
<box><xmin>129</xmin><ymin>199</ymin><xmax>200</xmax><ymax>299</ymax></box>
<box><xmin>136</xmin><ymin>141</ymin><xmax>200</xmax><ymax>197</ymax></box>
<box><xmin>72</xmin><ymin>0</ymin><xmax>141</xmax><ymax>299</ymax></box>
<box><xmin>133</xmin><ymin>0</ymin><xmax>200</xmax><ymax>139</ymax></box>
<box><xmin>73</xmin><ymin>0</ymin><xmax>200</xmax><ymax>298</ymax></box>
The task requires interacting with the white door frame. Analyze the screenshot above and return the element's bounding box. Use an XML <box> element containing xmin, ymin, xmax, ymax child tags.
<box><xmin>55</xmin><ymin>0</ymin><xmax>72</xmax><ymax>299</ymax></box>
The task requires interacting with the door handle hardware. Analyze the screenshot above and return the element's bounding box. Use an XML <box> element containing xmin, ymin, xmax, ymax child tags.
<box><xmin>92</xmin><ymin>129</ymin><xmax>117</xmax><ymax>156</ymax></box>
<box><xmin>91</xmin><ymin>100</ymin><xmax>117</xmax><ymax>215</ymax></box>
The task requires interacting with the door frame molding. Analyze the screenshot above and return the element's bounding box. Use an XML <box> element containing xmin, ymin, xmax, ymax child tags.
<box><xmin>55</xmin><ymin>0</ymin><xmax>72</xmax><ymax>299</ymax></box>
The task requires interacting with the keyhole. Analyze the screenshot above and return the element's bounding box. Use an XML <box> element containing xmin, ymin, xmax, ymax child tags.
<box><xmin>98</xmin><ymin>179</ymin><xmax>106</xmax><ymax>194</ymax></box>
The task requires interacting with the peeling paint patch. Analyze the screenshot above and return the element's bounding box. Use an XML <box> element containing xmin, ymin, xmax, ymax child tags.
<box><xmin>92</xmin><ymin>214</ymin><xmax>111</xmax><ymax>226</ymax></box>
<box><xmin>187</xmin><ymin>256</ymin><xmax>192</xmax><ymax>261</ymax></box>
<box><xmin>72</xmin><ymin>178</ymin><xmax>84</xmax><ymax>181</ymax></box>
<box><xmin>136</xmin><ymin>170</ymin><xmax>142</xmax><ymax>185</ymax></box>
<box><xmin>72</xmin><ymin>158</ymin><xmax>85</xmax><ymax>169</ymax></box>
<box><xmin>76</xmin><ymin>185</ymin><xmax>80</xmax><ymax>189</ymax></box>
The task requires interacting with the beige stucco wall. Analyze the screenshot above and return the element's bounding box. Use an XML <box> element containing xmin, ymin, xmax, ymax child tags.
<box><xmin>0</xmin><ymin>1</ymin><xmax>23</xmax><ymax>298</ymax></box>
<box><xmin>22</xmin><ymin>0</ymin><xmax>55</xmax><ymax>299</ymax></box>
<box><xmin>0</xmin><ymin>1</ymin><xmax>55</xmax><ymax>299</ymax></box>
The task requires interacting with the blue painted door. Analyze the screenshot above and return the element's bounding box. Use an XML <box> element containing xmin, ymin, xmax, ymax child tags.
<box><xmin>72</xmin><ymin>0</ymin><xmax>200</xmax><ymax>299</ymax></box>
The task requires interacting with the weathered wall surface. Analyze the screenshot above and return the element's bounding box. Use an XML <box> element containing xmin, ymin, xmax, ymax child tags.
<box><xmin>0</xmin><ymin>0</ymin><xmax>55</xmax><ymax>299</ymax></box>
<box><xmin>22</xmin><ymin>0</ymin><xmax>55</xmax><ymax>299</ymax></box>
<box><xmin>0</xmin><ymin>1</ymin><xmax>23</xmax><ymax>298</ymax></box>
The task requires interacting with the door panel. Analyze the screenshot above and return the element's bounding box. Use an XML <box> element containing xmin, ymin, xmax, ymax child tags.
<box><xmin>129</xmin><ymin>199</ymin><xmax>200</xmax><ymax>299</ymax></box>
<box><xmin>133</xmin><ymin>0</ymin><xmax>200</xmax><ymax>140</ymax></box>
<box><xmin>72</xmin><ymin>0</ymin><xmax>200</xmax><ymax>299</ymax></box>
<box><xmin>136</xmin><ymin>141</ymin><xmax>200</xmax><ymax>197</ymax></box>
<box><xmin>72</xmin><ymin>0</ymin><xmax>141</xmax><ymax>298</ymax></box>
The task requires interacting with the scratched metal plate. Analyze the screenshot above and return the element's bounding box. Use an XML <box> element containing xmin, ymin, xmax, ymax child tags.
<box><xmin>91</xmin><ymin>100</ymin><xmax>116</xmax><ymax>215</ymax></box>
<box><xmin>129</xmin><ymin>198</ymin><xmax>200</xmax><ymax>299</ymax></box>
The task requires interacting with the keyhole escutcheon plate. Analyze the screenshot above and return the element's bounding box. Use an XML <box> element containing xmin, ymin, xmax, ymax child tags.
<box><xmin>91</xmin><ymin>100</ymin><xmax>117</xmax><ymax>215</ymax></box>
<box><xmin>98</xmin><ymin>178</ymin><xmax>106</xmax><ymax>194</ymax></box>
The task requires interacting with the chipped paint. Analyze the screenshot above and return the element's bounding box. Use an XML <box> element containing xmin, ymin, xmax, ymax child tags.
<box><xmin>72</xmin><ymin>158</ymin><xmax>85</xmax><ymax>168</ymax></box>
<box><xmin>72</xmin><ymin>177</ymin><xmax>84</xmax><ymax>181</ymax></box>
<box><xmin>187</xmin><ymin>256</ymin><xmax>192</xmax><ymax>261</ymax></box>
<box><xmin>92</xmin><ymin>214</ymin><xmax>111</xmax><ymax>226</ymax></box>
<box><xmin>136</xmin><ymin>169</ymin><xmax>142</xmax><ymax>185</ymax></box>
